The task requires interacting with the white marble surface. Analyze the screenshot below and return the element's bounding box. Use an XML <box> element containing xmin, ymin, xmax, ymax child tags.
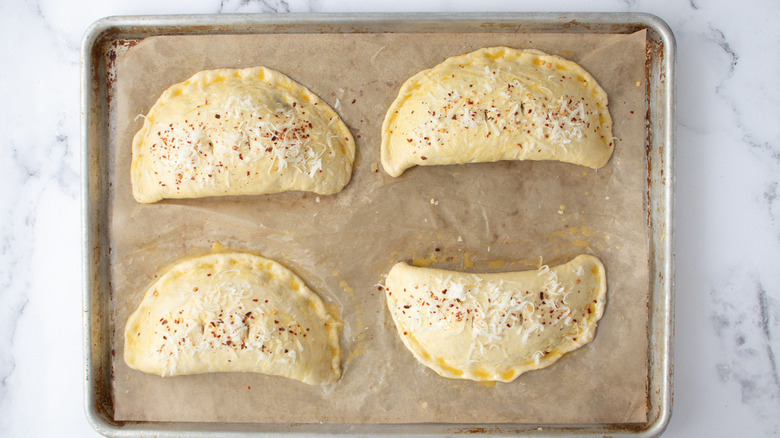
<box><xmin>0</xmin><ymin>0</ymin><xmax>778</xmax><ymax>436</ymax></box>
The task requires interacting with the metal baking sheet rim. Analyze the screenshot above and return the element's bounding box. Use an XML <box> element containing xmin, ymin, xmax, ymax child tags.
<box><xmin>81</xmin><ymin>12</ymin><xmax>675</xmax><ymax>437</ymax></box>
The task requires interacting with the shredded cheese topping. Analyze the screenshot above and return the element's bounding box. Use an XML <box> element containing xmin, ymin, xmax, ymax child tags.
<box><xmin>406</xmin><ymin>71</ymin><xmax>593</xmax><ymax>152</ymax></box>
<box><xmin>148</xmin><ymin>279</ymin><xmax>308</xmax><ymax>377</ymax></box>
<box><xmin>147</xmin><ymin>90</ymin><xmax>331</xmax><ymax>194</ymax></box>
<box><xmin>393</xmin><ymin>268</ymin><xmax>570</xmax><ymax>339</ymax></box>
<box><xmin>388</xmin><ymin>263</ymin><xmax>598</xmax><ymax>370</ymax></box>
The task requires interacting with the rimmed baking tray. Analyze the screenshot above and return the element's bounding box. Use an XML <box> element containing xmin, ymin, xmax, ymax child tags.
<box><xmin>82</xmin><ymin>12</ymin><xmax>674</xmax><ymax>437</ymax></box>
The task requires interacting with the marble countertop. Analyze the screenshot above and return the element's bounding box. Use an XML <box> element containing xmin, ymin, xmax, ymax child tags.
<box><xmin>1</xmin><ymin>0</ymin><xmax>778</xmax><ymax>436</ymax></box>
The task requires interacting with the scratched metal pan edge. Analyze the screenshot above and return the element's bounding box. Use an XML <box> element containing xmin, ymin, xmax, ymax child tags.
<box><xmin>81</xmin><ymin>12</ymin><xmax>674</xmax><ymax>437</ymax></box>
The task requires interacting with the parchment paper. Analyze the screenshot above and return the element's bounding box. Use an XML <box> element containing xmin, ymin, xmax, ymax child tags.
<box><xmin>109</xmin><ymin>30</ymin><xmax>649</xmax><ymax>424</ymax></box>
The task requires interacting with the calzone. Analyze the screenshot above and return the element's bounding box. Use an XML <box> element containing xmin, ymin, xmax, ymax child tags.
<box><xmin>124</xmin><ymin>252</ymin><xmax>342</xmax><ymax>385</ymax></box>
<box><xmin>384</xmin><ymin>254</ymin><xmax>606</xmax><ymax>382</ymax></box>
<box><xmin>131</xmin><ymin>67</ymin><xmax>355</xmax><ymax>203</ymax></box>
<box><xmin>381</xmin><ymin>47</ymin><xmax>613</xmax><ymax>177</ymax></box>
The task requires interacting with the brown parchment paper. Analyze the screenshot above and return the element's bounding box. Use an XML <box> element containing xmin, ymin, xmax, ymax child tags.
<box><xmin>109</xmin><ymin>30</ymin><xmax>649</xmax><ymax>424</ymax></box>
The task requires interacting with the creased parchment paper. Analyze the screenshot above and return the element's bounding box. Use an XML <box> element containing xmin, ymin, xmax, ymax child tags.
<box><xmin>110</xmin><ymin>30</ymin><xmax>649</xmax><ymax>424</ymax></box>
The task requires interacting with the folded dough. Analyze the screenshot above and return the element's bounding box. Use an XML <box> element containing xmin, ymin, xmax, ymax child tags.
<box><xmin>124</xmin><ymin>252</ymin><xmax>341</xmax><ymax>385</ymax></box>
<box><xmin>381</xmin><ymin>47</ymin><xmax>613</xmax><ymax>177</ymax></box>
<box><xmin>384</xmin><ymin>255</ymin><xmax>606</xmax><ymax>382</ymax></box>
<box><xmin>131</xmin><ymin>67</ymin><xmax>355</xmax><ymax>203</ymax></box>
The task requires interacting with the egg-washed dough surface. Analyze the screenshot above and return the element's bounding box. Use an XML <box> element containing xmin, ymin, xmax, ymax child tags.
<box><xmin>124</xmin><ymin>252</ymin><xmax>342</xmax><ymax>385</ymax></box>
<box><xmin>131</xmin><ymin>66</ymin><xmax>355</xmax><ymax>203</ymax></box>
<box><xmin>382</xmin><ymin>47</ymin><xmax>613</xmax><ymax>177</ymax></box>
<box><xmin>385</xmin><ymin>255</ymin><xmax>606</xmax><ymax>382</ymax></box>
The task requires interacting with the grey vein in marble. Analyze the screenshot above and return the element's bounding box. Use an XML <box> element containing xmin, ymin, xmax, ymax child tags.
<box><xmin>711</xmin><ymin>280</ymin><xmax>780</xmax><ymax>435</ymax></box>
<box><xmin>757</xmin><ymin>285</ymin><xmax>780</xmax><ymax>389</ymax></box>
<box><xmin>707</xmin><ymin>26</ymin><xmax>738</xmax><ymax>77</ymax></box>
<box><xmin>763</xmin><ymin>182</ymin><xmax>779</xmax><ymax>239</ymax></box>
<box><xmin>219</xmin><ymin>0</ymin><xmax>291</xmax><ymax>13</ymax></box>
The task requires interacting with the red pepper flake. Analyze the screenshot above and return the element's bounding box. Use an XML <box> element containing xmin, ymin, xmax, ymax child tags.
<box><xmin>214</xmin><ymin>114</ymin><xmax>221</xmax><ymax>119</ymax></box>
<box><xmin>421</xmin><ymin>156</ymin><xmax>428</xmax><ymax>160</ymax></box>
<box><xmin>351</xmin><ymin>99</ymin><xmax>356</xmax><ymax>104</ymax></box>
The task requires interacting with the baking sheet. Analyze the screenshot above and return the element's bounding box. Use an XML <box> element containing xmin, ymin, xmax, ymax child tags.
<box><xmin>107</xmin><ymin>30</ymin><xmax>649</xmax><ymax>425</ymax></box>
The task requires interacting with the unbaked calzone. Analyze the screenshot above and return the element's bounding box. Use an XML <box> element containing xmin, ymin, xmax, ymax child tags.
<box><xmin>131</xmin><ymin>66</ymin><xmax>355</xmax><ymax>203</ymax></box>
<box><xmin>124</xmin><ymin>252</ymin><xmax>342</xmax><ymax>385</ymax></box>
<box><xmin>381</xmin><ymin>47</ymin><xmax>613</xmax><ymax>177</ymax></box>
<box><xmin>384</xmin><ymin>254</ymin><xmax>606</xmax><ymax>382</ymax></box>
